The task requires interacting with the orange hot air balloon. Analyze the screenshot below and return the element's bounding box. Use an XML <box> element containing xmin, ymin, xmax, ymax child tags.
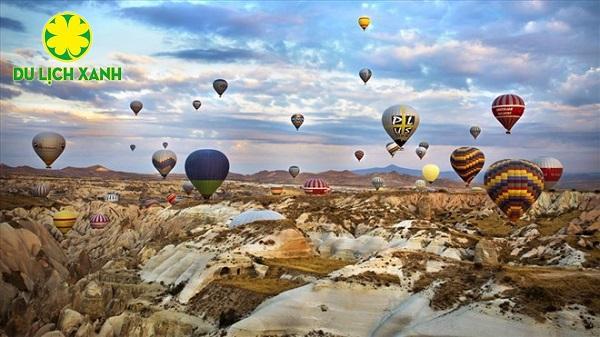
<box><xmin>358</xmin><ymin>16</ymin><xmax>371</xmax><ymax>30</ymax></box>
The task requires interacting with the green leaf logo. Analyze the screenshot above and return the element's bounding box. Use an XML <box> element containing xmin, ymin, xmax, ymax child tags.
<box><xmin>42</xmin><ymin>12</ymin><xmax>92</xmax><ymax>62</ymax></box>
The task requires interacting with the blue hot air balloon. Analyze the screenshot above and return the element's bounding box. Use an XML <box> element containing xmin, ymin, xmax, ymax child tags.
<box><xmin>185</xmin><ymin>149</ymin><xmax>230</xmax><ymax>199</ymax></box>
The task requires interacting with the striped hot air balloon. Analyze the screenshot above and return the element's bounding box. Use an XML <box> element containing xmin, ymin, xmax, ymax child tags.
<box><xmin>303</xmin><ymin>178</ymin><xmax>330</xmax><ymax>195</ymax></box>
<box><xmin>53</xmin><ymin>210</ymin><xmax>77</xmax><ymax>234</ymax></box>
<box><xmin>270</xmin><ymin>186</ymin><xmax>284</xmax><ymax>195</ymax></box>
<box><xmin>386</xmin><ymin>142</ymin><xmax>401</xmax><ymax>157</ymax></box>
<box><xmin>166</xmin><ymin>193</ymin><xmax>177</xmax><ymax>205</ymax></box>
<box><xmin>533</xmin><ymin>157</ymin><xmax>563</xmax><ymax>190</ymax></box>
<box><xmin>484</xmin><ymin>159</ymin><xmax>544</xmax><ymax>222</ymax></box>
<box><xmin>31</xmin><ymin>183</ymin><xmax>50</xmax><ymax>197</ymax></box>
<box><xmin>371</xmin><ymin>176</ymin><xmax>384</xmax><ymax>190</ymax></box>
<box><xmin>450</xmin><ymin>147</ymin><xmax>485</xmax><ymax>186</ymax></box>
<box><xmin>415</xmin><ymin>179</ymin><xmax>427</xmax><ymax>191</ymax></box>
<box><xmin>492</xmin><ymin>94</ymin><xmax>525</xmax><ymax>134</ymax></box>
<box><xmin>90</xmin><ymin>214</ymin><xmax>109</xmax><ymax>229</ymax></box>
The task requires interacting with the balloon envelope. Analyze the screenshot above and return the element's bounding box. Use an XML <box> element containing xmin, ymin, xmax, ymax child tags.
<box><xmin>470</xmin><ymin>126</ymin><xmax>481</xmax><ymax>140</ymax></box>
<box><xmin>213</xmin><ymin>79</ymin><xmax>228</xmax><ymax>97</ymax></box>
<box><xmin>355</xmin><ymin>150</ymin><xmax>364</xmax><ymax>162</ymax></box>
<box><xmin>130</xmin><ymin>100</ymin><xmax>143</xmax><ymax>115</ymax></box>
<box><xmin>185</xmin><ymin>149</ymin><xmax>230</xmax><ymax>199</ymax></box>
<box><xmin>382</xmin><ymin>105</ymin><xmax>420</xmax><ymax>148</ymax></box>
<box><xmin>422</xmin><ymin>164</ymin><xmax>440</xmax><ymax>183</ymax></box>
<box><xmin>358</xmin><ymin>16</ymin><xmax>370</xmax><ymax>30</ymax></box>
<box><xmin>182</xmin><ymin>181</ymin><xmax>194</xmax><ymax>195</ymax></box>
<box><xmin>359</xmin><ymin>68</ymin><xmax>372</xmax><ymax>84</ymax></box>
<box><xmin>533</xmin><ymin>157</ymin><xmax>563</xmax><ymax>190</ymax></box>
<box><xmin>371</xmin><ymin>176</ymin><xmax>384</xmax><ymax>190</ymax></box>
<box><xmin>288</xmin><ymin>165</ymin><xmax>300</xmax><ymax>178</ymax></box>
<box><xmin>32</xmin><ymin>183</ymin><xmax>50</xmax><ymax>197</ymax></box>
<box><xmin>162</xmin><ymin>142</ymin><xmax>168</xmax><ymax>149</ymax></box>
<box><xmin>152</xmin><ymin>150</ymin><xmax>177</xmax><ymax>178</ymax></box>
<box><xmin>416</xmin><ymin>146</ymin><xmax>427</xmax><ymax>160</ymax></box>
<box><xmin>291</xmin><ymin>113</ymin><xmax>304</xmax><ymax>130</ymax></box>
<box><xmin>492</xmin><ymin>94</ymin><xmax>525</xmax><ymax>134</ymax></box>
<box><xmin>418</xmin><ymin>141</ymin><xmax>429</xmax><ymax>150</ymax></box>
<box><xmin>484</xmin><ymin>159</ymin><xmax>544</xmax><ymax>222</ymax></box>
<box><xmin>415</xmin><ymin>179</ymin><xmax>427</xmax><ymax>190</ymax></box>
<box><xmin>193</xmin><ymin>100</ymin><xmax>201</xmax><ymax>110</ymax></box>
<box><xmin>450</xmin><ymin>147</ymin><xmax>485</xmax><ymax>186</ymax></box>
<box><xmin>32</xmin><ymin>132</ymin><xmax>66</xmax><ymax>168</ymax></box>
<box><xmin>90</xmin><ymin>214</ymin><xmax>109</xmax><ymax>230</ymax></box>
<box><xmin>53</xmin><ymin>210</ymin><xmax>77</xmax><ymax>234</ymax></box>
<box><xmin>130</xmin><ymin>144</ymin><xmax>136</xmax><ymax>151</ymax></box>
<box><xmin>386</xmin><ymin>142</ymin><xmax>400</xmax><ymax>157</ymax></box>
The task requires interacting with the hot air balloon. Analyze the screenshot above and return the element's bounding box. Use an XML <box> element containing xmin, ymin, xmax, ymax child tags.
<box><xmin>303</xmin><ymin>178</ymin><xmax>330</xmax><ymax>195</ymax></box>
<box><xmin>533</xmin><ymin>157</ymin><xmax>563</xmax><ymax>190</ymax></box>
<box><xmin>213</xmin><ymin>79</ymin><xmax>228</xmax><ymax>97</ymax></box>
<box><xmin>355</xmin><ymin>150</ymin><xmax>365</xmax><ymax>162</ymax></box>
<box><xmin>90</xmin><ymin>214</ymin><xmax>109</xmax><ymax>230</ymax></box>
<box><xmin>53</xmin><ymin>210</ymin><xmax>77</xmax><ymax>234</ymax></box>
<box><xmin>289</xmin><ymin>166</ymin><xmax>300</xmax><ymax>178</ymax></box>
<box><xmin>450</xmin><ymin>147</ymin><xmax>485</xmax><ymax>186</ymax></box>
<box><xmin>166</xmin><ymin>193</ymin><xmax>177</xmax><ymax>205</ymax></box>
<box><xmin>484</xmin><ymin>159</ymin><xmax>544</xmax><ymax>222</ymax></box>
<box><xmin>418</xmin><ymin>141</ymin><xmax>429</xmax><ymax>150</ymax></box>
<box><xmin>152</xmin><ymin>150</ymin><xmax>177</xmax><ymax>179</ymax></box>
<box><xmin>271</xmin><ymin>186</ymin><xmax>284</xmax><ymax>195</ymax></box>
<box><xmin>32</xmin><ymin>132</ymin><xmax>65</xmax><ymax>169</ymax></box>
<box><xmin>32</xmin><ymin>183</ymin><xmax>50</xmax><ymax>197</ymax></box>
<box><xmin>470</xmin><ymin>126</ymin><xmax>481</xmax><ymax>140</ymax></box>
<box><xmin>422</xmin><ymin>164</ymin><xmax>440</xmax><ymax>184</ymax></box>
<box><xmin>386</xmin><ymin>142</ymin><xmax>401</xmax><ymax>157</ymax></box>
<box><xmin>415</xmin><ymin>179</ymin><xmax>427</xmax><ymax>191</ymax></box>
<box><xmin>492</xmin><ymin>94</ymin><xmax>525</xmax><ymax>134</ymax></box>
<box><xmin>416</xmin><ymin>147</ymin><xmax>427</xmax><ymax>160</ymax></box>
<box><xmin>358</xmin><ymin>16</ymin><xmax>370</xmax><ymax>30</ymax></box>
<box><xmin>382</xmin><ymin>104</ymin><xmax>420</xmax><ymax>149</ymax></box>
<box><xmin>182</xmin><ymin>181</ymin><xmax>194</xmax><ymax>195</ymax></box>
<box><xmin>291</xmin><ymin>113</ymin><xmax>304</xmax><ymax>130</ymax></box>
<box><xmin>371</xmin><ymin>176</ymin><xmax>384</xmax><ymax>190</ymax></box>
<box><xmin>193</xmin><ymin>100</ymin><xmax>201</xmax><ymax>110</ymax></box>
<box><xmin>359</xmin><ymin>68</ymin><xmax>372</xmax><ymax>84</ymax></box>
<box><xmin>130</xmin><ymin>100</ymin><xmax>143</xmax><ymax>116</ymax></box>
<box><xmin>185</xmin><ymin>149</ymin><xmax>229</xmax><ymax>200</ymax></box>
<box><xmin>162</xmin><ymin>142</ymin><xmax>168</xmax><ymax>149</ymax></box>
<box><xmin>130</xmin><ymin>144</ymin><xmax>136</xmax><ymax>151</ymax></box>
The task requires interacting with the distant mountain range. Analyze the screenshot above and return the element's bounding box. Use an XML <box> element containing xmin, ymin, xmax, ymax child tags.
<box><xmin>1</xmin><ymin>163</ymin><xmax>598</xmax><ymax>190</ymax></box>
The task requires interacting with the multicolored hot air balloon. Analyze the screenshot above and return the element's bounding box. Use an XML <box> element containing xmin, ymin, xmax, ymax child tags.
<box><xmin>166</xmin><ymin>193</ymin><xmax>177</xmax><ymax>205</ymax></box>
<box><xmin>32</xmin><ymin>183</ymin><xmax>50</xmax><ymax>197</ymax></box>
<box><xmin>32</xmin><ymin>132</ymin><xmax>66</xmax><ymax>169</ymax></box>
<box><xmin>289</xmin><ymin>165</ymin><xmax>300</xmax><ymax>178</ymax></box>
<box><xmin>422</xmin><ymin>164</ymin><xmax>440</xmax><ymax>184</ymax></box>
<box><xmin>90</xmin><ymin>214</ymin><xmax>109</xmax><ymax>230</ymax></box>
<box><xmin>484</xmin><ymin>159</ymin><xmax>544</xmax><ymax>222</ymax></box>
<box><xmin>303</xmin><ymin>178</ymin><xmax>330</xmax><ymax>195</ymax></box>
<box><xmin>182</xmin><ymin>181</ymin><xmax>194</xmax><ymax>195</ymax></box>
<box><xmin>358</xmin><ymin>16</ymin><xmax>370</xmax><ymax>30</ymax></box>
<box><xmin>355</xmin><ymin>150</ymin><xmax>365</xmax><ymax>162</ymax></box>
<box><xmin>130</xmin><ymin>144</ymin><xmax>136</xmax><ymax>151</ymax></box>
<box><xmin>386</xmin><ymin>142</ymin><xmax>401</xmax><ymax>157</ymax></box>
<box><xmin>271</xmin><ymin>186</ymin><xmax>284</xmax><ymax>195</ymax></box>
<box><xmin>162</xmin><ymin>142</ymin><xmax>168</xmax><ymax>149</ymax></box>
<box><xmin>418</xmin><ymin>141</ymin><xmax>429</xmax><ymax>150</ymax></box>
<box><xmin>382</xmin><ymin>104</ymin><xmax>420</xmax><ymax>149</ymax></box>
<box><xmin>359</xmin><ymin>68</ymin><xmax>372</xmax><ymax>84</ymax></box>
<box><xmin>450</xmin><ymin>147</ymin><xmax>485</xmax><ymax>186</ymax></box>
<box><xmin>533</xmin><ymin>157</ymin><xmax>563</xmax><ymax>190</ymax></box>
<box><xmin>492</xmin><ymin>94</ymin><xmax>525</xmax><ymax>134</ymax></box>
<box><xmin>130</xmin><ymin>100</ymin><xmax>143</xmax><ymax>116</ymax></box>
<box><xmin>185</xmin><ymin>149</ymin><xmax>230</xmax><ymax>199</ymax></box>
<box><xmin>291</xmin><ymin>113</ymin><xmax>304</xmax><ymax>130</ymax></box>
<box><xmin>152</xmin><ymin>150</ymin><xmax>177</xmax><ymax>179</ymax></box>
<box><xmin>416</xmin><ymin>146</ymin><xmax>427</xmax><ymax>160</ymax></box>
<box><xmin>53</xmin><ymin>210</ymin><xmax>77</xmax><ymax>234</ymax></box>
<box><xmin>213</xmin><ymin>79</ymin><xmax>228</xmax><ymax>97</ymax></box>
<box><xmin>470</xmin><ymin>126</ymin><xmax>481</xmax><ymax>140</ymax></box>
<box><xmin>371</xmin><ymin>176</ymin><xmax>384</xmax><ymax>190</ymax></box>
<box><xmin>193</xmin><ymin>100</ymin><xmax>201</xmax><ymax>110</ymax></box>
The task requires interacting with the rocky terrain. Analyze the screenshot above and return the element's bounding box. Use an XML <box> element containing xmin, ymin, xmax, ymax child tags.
<box><xmin>0</xmin><ymin>175</ymin><xmax>599</xmax><ymax>337</ymax></box>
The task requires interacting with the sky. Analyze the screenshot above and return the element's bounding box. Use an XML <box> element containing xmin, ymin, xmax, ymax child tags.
<box><xmin>0</xmin><ymin>0</ymin><xmax>598</xmax><ymax>174</ymax></box>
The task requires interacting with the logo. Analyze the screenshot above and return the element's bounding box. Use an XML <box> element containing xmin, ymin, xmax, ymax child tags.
<box><xmin>392</xmin><ymin>114</ymin><xmax>415</xmax><ymax>135</ymax></box>
<box><xmin>42</xmin><ymin>12</ymin><xmax>92</xmax><ymax>62</ymax></box>
<box><xmin>12</xmin><ymin>11</ymin><xmax>122</xmax><ymax>86</ymax></box>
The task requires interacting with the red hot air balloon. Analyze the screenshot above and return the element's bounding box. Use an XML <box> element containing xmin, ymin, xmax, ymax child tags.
<box><xmin>166</xmin><ymin>193</ymin><xmax>177</xmax><ymax>205</ymax></box>
<box><xmin>90</xmin><ymin>214</ymin><xmax>110</xmax><ymax>229</ymax></box>
<box><xmin>303</xmin><ymin>178</ymin><xmax>330</xmax><ymax>195</ymax></box>
<box><xmin>354</xmin><ymin>150</ymin><xmax>365</xmax><ymax>162</ymax></box>
<box><xmin>491</xmin><ymin>94</ymin><xmax>525</xmax><ymax>134</ymax></box>
<box><xmin>533</xmin><ymin>157</ymin><xmax>563</xmax><ymax>190</ymax></box>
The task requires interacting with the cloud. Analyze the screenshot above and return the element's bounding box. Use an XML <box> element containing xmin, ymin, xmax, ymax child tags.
<box><xmin>557</xmin><ymin>68</ymin><xmax>600</xmax><ymax>106</ymax></box>
<box><xmin>0</xmin><ymin>85</ymin><xmax>21</xmax><ymax>99</ymax></box>
<box><xmin>0</xmin><ymin>16</ymin><xmax>24</xmax><ymax>32</ymax></box>
<box><xmin>154</xmin><ymin>48</ymin><xmax>262</xmax><ymax>62</ymax></box>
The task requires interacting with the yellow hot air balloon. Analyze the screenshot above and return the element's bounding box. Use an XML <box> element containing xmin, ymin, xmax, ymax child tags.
<box><xmin>53</xmin><ymin>210</ymin><xmax>77</xmax><ymax>234</ymax></box>
<box><xmin>422</xmin><ymin>164</ymin><xmax>440</xmax><ymax>184</ymax></box>
<box><xmin>358</xmin><ymin>16</ymin><xmax>370</xmax><ymax>30</ymax></box>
